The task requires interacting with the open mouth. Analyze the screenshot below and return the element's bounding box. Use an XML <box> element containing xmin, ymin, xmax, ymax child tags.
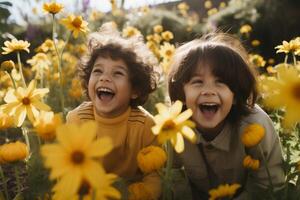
<box><xmin>96</xmin><ymin>87</ymin><xmax>115</xmax><ymax>102</ymax></box>
<box><xmin>199</xmin><ymin>103</ymin><xmax>219</xmax><ymax>116</ymax></box>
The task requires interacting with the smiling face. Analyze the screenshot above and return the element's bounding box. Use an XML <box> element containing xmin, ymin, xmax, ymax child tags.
<box><xmin>88</xmin><ymin>56</ymin><xmax>137</xmax><ymax>118</ymax></box>
<box><xmin>183</xmin><ymin>64</ymin><xmax>234</xmax><ymax>135</ymax></box>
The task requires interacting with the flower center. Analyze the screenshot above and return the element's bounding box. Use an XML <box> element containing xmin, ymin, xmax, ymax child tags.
<box><xmin>292</xmin><ymin>83</ymin><xmax>300</xmax><ymax>100</ymax></box>
<box><xmin>162</xmin><ymin>119</ymin><xmax>176</xmax><ymax>131</ymax></box>
<box><xmin>78</xmin><ymin>180</ymin><xmax>90</xmax><ymax>196</ymax></box>
<box><xmin>72</xmin><ymin>17</ymin><xmax>82</xmax><ymax>28</ymax></box>
<box><xmin>22</xmin><ymin>97</ymin><xmax>31</xmax><ymax>105</ymax></box>
<box><xmin>71</xmin><ymin>151</ymin><xmax>85</xmax><ymax>164</ymax></box>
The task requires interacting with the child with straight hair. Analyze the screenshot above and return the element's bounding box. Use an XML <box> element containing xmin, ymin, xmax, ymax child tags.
<box><xmin>67</xmin><ymin>22</ymin><xmax>161</xmax><ymax>199</ymax></box>
<box><xmin>167</xmin><ymin>33</ymin><xmax>285</xmax><ymax>199</ymax></box>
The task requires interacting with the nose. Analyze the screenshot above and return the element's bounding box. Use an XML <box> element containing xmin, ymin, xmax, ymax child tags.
<box><xmin>200</xmin><ymin>85</ymin><xmax>216</xmax><ymax>96</ymax></box>
<box><xmin>99</xmin><ymin>73</ymin><xmax>111</xmax><ymax>82</ymax></box>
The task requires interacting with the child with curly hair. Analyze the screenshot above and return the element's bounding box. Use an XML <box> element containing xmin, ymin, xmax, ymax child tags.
<box><xmin>67</xmin><ymin>22</ymin><xmax>161</xmax><ymax>199</ymax></box>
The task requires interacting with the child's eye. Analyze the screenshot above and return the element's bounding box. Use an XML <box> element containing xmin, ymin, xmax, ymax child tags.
<box><xmin>190</xmin><ymin>79</ymin><xmax>203</xmax><ymax>85</ymax></box>
<box><xmin>92</xmin><ymin>69</ymin><xmax>102</xmax><ymax>74</ymax></box>
<box><xmin>114</xmin><ymin>71</ymin><xmax>125</xmax><ymax>76</ymax></box>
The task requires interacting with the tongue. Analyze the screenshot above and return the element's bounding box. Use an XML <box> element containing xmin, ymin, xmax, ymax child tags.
<box><xmin>201</xmin><ymin>109</ymin><xmax>216</xmax><ymax>119</ymax></box>
<box><xmin>99</xmin><ymin>93</ymin><xmax>114</xmax><ymax>103</ymax></box>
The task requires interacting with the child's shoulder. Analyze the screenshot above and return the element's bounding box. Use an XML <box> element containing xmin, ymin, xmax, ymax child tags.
<box><xmin>66</xmin><ymin>101</ymin><xmax>94</xmax><ymax>123</ymax></box>
<box><xmin>241</xmin><ymin>104</ymin><xmax>271</xmax><ymax>125</ymax></box>
<box><xmin>129</xmin><ymin>106</ymin><xmax>154</xmax><ymax>126</ymax></box>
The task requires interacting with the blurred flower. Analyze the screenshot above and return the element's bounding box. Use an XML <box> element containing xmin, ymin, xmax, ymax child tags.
<box><xmin>153</xmin><ymin>33</ymin><xmax>162</xmax><ymax>44</ymax></box>
<box><xmin>122</xmin><ymin>26</ymin><xmax>141</xmax><ymax>38</ymax></box>
<box><xmin>209</xmin><ymin>183</ymin><xmax>241</xmax><ymax>200</ymax></box>
<box><xmin>139</xmin><ymin>6</ymin><xmax>150</xmax><ymax>14</ymax></box>
<box><xmin>0</xmin><ymin>111</ymin><xmax>14</xmax><ymax>130</ymax></box>
<box><xmin>251</xmin><ymin>39</ymin><xmax>260</xmax><ymax>47</ymax></box>
<box><xmin>53</xmin><ymin>174</ymin><xmax>120</xmax><ymax>200</ymax></box>
<box><xmin>60</xmin><ymin>15</ymin><xmax>89</xmax><ymax>38</ymax></box>
<box><xmin>243</xmin><ymin>155</ymin><xmax>260</xmax><ymax>170</ymax></box>
<box><xmin>1</xmin><ymin>60</ymin><xmax>15</xmax><ymax>73</ymax></box>
<box><xmin>89</xmin><ymin>10</ymin><xmax>103</xmax><ymax>21</ymax></box>
<box><xmin>128</xmin><ymin>182</ymin><xmax>153</xmax><ymax>200</ymax></box>
<box><xmin>239</xmin><ymin>24</ymin><xmax>252</xmax><ymax>34</ymax></box>
<box><xmin>160</xmin><ymin>58</ymin><xmax>171</xmax><ymax>74</ymax></box>
<box><xmin>161</xmin><ymin>31</ymin><xmax>174</xmax><ymax>42</ymax></box>
<box><xmin>207</xmin><ymin>8</ymin><xmax>218</xmax><ymax>16</ymax></box>
<box><xmin>242</xmin><ymin>124</ymin><xmax>265</xmax><ymax>147</ymax></box>
<box><xmin>262</xmin><ymin>66</ymin><xmax>300</xmax><ymax>127</ymax></box>
<box><xmin>275</xmin><ymin>38</ymin><xmax>300</xmax><ymax>55</ymax></box>
<box><xmin>41</xmin><ymin>121</ymin><xmax>113</xmax><ymax>195</ymax></box>
<box><xmin>177</xmin><ymin>2</ymin><xmax>189</xmax><ymax>16</ymax></box>
<box><xmin>137</xmin><ymin>146</ymin><xmax>167</xmax><ymax>173</ymax></box>
<box><xmin>249</xmin><ymin>54</ymin><xmax>266</xmax><ymax>68</ymax></box>
<box><xmin>153</xmin><ymin>25</ymin><xmax>163</xmax><ymax>33</ymax></box>
<box><xmin>43</xmin><ymin>2</ymin><xmax>63</xmax><ymax>15</ymax></box>
<box><xmin>159</xmin><ymin>42</ymin><xmax>175</xmax><ymax>60</ymax></box>
<box><xmin>204</xmin><ymin>0</ymin><xmax>213</xmax><ymax>9</ymax></box>
<box><xmin>68</xmin><ymin>79</ymin><xmax>83</xmax><ymax>99</ymax></box>
<box><xmin>0</xmin><ymin>141</ymin><xmax>28</xmax><ymax>163</ymax></box>
<box><xmin>268</xmin><ymin>58</ymin><xmax>275</xmax><ymax>65</ymax></box>
<box><xmin>1</xmin><ymin>80</ymin><xmax>51</xmax><ymax>127</ymax></box>
<box><xmin>34</xmin><ymin>111</ymin><xmax>62</xmax><ymax>141</ymax></box>
<box><xmin>36</xmin><ymin>39</ymin><xmax>55</xmax><ymax>53</ymax></box>
<box><xmin>266</xmin><ymin>66</ymin><xmax>277</xmax><ymax>74</ymax></box>
<box><xmin>219</xmin><ymin>2</ymin><xmax>226</xmax><ymax>9</ymax></box>
<box><xmin>2</xmin><ymin>39</ymin><xmax>30</xmax><ymax>55</ymax></box>
<box><xmin>27</xmin><ymin>53</ymin><xmax>51</xmax><ymax>71</ymax></box>
<box><xmin>152</xmin><ymin>100</ymin><xmax>197</xmax><ymax>153</ymax></box>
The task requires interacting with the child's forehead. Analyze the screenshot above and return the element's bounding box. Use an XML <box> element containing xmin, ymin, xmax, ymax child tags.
<box><xmin>93</xmin><ymin>56</ymin><xmax>128</xmax><ymax>69</ymax></box>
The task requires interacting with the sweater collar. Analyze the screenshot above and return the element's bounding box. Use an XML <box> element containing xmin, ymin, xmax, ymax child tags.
<box><xmin>93</xmin><ymin>106</ymin><xmax>131</xmax><ymax>125</ymax></box>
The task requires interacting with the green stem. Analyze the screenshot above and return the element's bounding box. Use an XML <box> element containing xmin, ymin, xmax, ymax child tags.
<box><xmin>284</xmin><ymin>55</ymin><xmax>288</xmax><ymax>65</ymax></box>
<box><xmin>163</xmin><ymin>140</ymin><xmax>173</xmax><ymax>200</ymax></box>
<box><xmin>5</xmin><ymin>71</ymin><xmax>17</xmax><ymax>89</ymax></box>
<box><xmin>0</xmin><ymin>165</ymin><xmax>9</xmax><ymax>200</ymax></box>
<box><xmin>292</xmin><ymin>54</ymin><xmax>297</xmax><ymax>66</ymax></box>
<box><xmin>21</xmin><ymin>127</ymin><xmax>31</xmax><ymax>155</ymax></box>
<box><xmin>17</xmin><ymin>52</ymin><xmax>26</xmax><ymax>88</ymax></box>
<box><xmin>14</xmin><ymin>165</ymin><xmax>21</xmax><ymax>195</ymax></box>
<box><xmin>258</xmin><ymin>144</ymin><xmax>275</xmax><ymax>199</ymax></box>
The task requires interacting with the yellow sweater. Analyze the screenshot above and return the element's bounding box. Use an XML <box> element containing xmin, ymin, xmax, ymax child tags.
<box><xmin>66</xmin><ymin>101</ymin><xmax>161</xmax><ymax>199</ymax></box>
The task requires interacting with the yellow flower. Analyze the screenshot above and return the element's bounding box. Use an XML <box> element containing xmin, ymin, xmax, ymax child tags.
<box><xmin>68</xmin><ymin>79</ymin><xmax>83</xmax><ymax>99</ymax></box>
<box><xmin>241</xmin><ymin>124</ymin><xmax>265</xmax><ymax>147</ymax></box>
<box><xmin>43</xmin><ymin>2</ymin><xmax>63</xmax><ymax>15</ymax></box>
<box><xmin>122</xmin><ymin>26</ymin><xmax>141</xmax><ymax>38</ymax></box>
<box><xmin>53</xmin><ymin>174</ymin><xmax>121</xmax><ymax>200</ymax></box>
<box><xmin>27</xmin><ymin>53</ymin><xmax>51</xmax><ymax>71</ymax></box>
<box><xmin>161</xmin><ymin>31</ymin><xmax>174</xmax><ymax>42</ymax></box>
<box><xmin>159</xmin><ymin>42</ymin><xmax>175</xmax><ymax>60</ymax></box>
<box><xmin>128</xmin><ymin>182</ymin><xmax>153</xmax><ymax>200</ymax></box>
<box><xmin>207</xmin><ymin>8</ymin><xmax>218</xmax><ymax>16</ymax></box>
<box><xmin>251</xmin><ymin>39</ymin><xmax>261</xmax><ymax>46</ymax></box>
<box><xmin>275</xmin><ymin>38</ymin><xmax>300</xmax><ymax>55</ymax></box>
<box><xmin>177</xmin><ymin>2</ymin><xmax>189</xmax><ymax>12</ymax></box>
<box><xmin>153</xmin><ymin>25</ymin><xmax>163</xmax><ymax>33</ymax></box>
<box><xmin>0</xmin><ymin>141</ymin><xmax>28</xmax><ymax>163</ymax></box>
<box><xmin>2</xmin><ymin>39</ymin><xmax>30</xmax><ymax>55</ymax></box>
<box><xmin>239</xmin><ymin>24</ymin><xmax>252</xmax><ymax>34</ymax></box>
<box><xmin>249</xmin><ymin>54</ymin><xmax>266</xmax><ymax>67</ymax></box>
<box><xmin>243</xmin><ymin>155</ymin><xmax>260</xmax><ymax>170</ymax></box>
<box><xmin>0</xmin><ymin>111</ymin><xmax>14</xmax><ymax>130</ymax></box>
<box><xmin>152</xmin><ymin>100</ymin><xmax>197</xmax><ymax>153</ymax></box>
<box><xmin>41</xmin><ymin>121</ymin><xmax>113</xmax><ymax>195</ymax></box>
<box><xmin>1</xmin><ymin>60</ymin><xmax>15</xmax><ymax>73</ymax></box>
<box><xmin>160</xmin><ymin>58</ymin><xmax>171</xmax><ymax>74</ymax></box>
<box><xmin>219</xmin><ymin>2</ymin><xmax>226</xmax><ymax>9</ymax></box>
<box><xmin>262</xmin><ymin>66</ymin><xmax>300</xmax><ymax>127</ymax></box>
<box><xmin>266</xmin><ymin>66</ymin><xmax>277</xmax><ymax>74</ymax></box>
<box><xmin>1</xmin><ymin>80</ymin><xmax>51</xmax><ymax>127</ymax></box>
<box><xmin>268</xmin><ymin>58</ymin><xmax>275</xmax><ymax>65</ymax></box>
<box><xmin>209</xmin><ymin>183</ymin><xmax>241</xmax><ymax>200</ymax></box>
<box><xmin>37</xmin><ymin>39</ymin><xmax>55</xmax><ymax>53</ymax></box>
<box><xmin>60</xmin><ymin>15</ymin><xmax>89</xmax><ymax>38</ymax></box>
<box><xmin>34</xmin><ymin>111</ymin><xmax>62</xmax><ymax>141</ymax></box>
<box><xmin>137</xmin><ymin>146</ymin><xmax>167</xmax><ymax>173</ymax></box>
<box><xmin>204</xmin><ymin>0</ymin><xmax>213</xmax><ymax>9</ymax></box>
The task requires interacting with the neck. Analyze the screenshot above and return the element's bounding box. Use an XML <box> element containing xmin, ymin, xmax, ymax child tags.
<box><xmin>197</xmin><ymin>121</ymin><xmax>226</xmax><ymax>142</ymax></box>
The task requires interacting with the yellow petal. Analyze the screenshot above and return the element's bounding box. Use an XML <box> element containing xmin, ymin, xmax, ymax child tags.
<box><xmin>31</xmin><ymin>100</ymin><xmax>51</xmax><ymax>111</ymax></box>
<box><xmin>14</xmin><ymin>105</ymin><xmax>27</xmax><ymax>127</ymax></box>
<box><xmin>172</xmin><ymin>132</ymin><xmax>184</xmax><ymax>153</ymax></box>
<box><xmin>170</xmin><ymin>100</ymin><xmax>183</xmax><ymax>117</ymax></box>
<box><xmin>174</xmin><ymin>109</ymin><xmax>192</xmax><ymax>124</ymax></box>
<box><xmin>181</xmin><ymin>126</ymin><xmax>197</xmax><ymax>143</ymax></box>
<box><xmin>87</xmin><ymin>137</ymin><xmax>112</xmax><ymax>157</ymax></box>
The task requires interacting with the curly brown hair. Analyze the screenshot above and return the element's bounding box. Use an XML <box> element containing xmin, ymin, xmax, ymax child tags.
<box><xmin>78</xmin><ymin>23</ymin><xmax>159</xmax><ymax>107</ymax></box>
<box><xmin>168</xmin><ymin>33</ymin><xmax>258</xmax><ymax>123</ymax></box>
